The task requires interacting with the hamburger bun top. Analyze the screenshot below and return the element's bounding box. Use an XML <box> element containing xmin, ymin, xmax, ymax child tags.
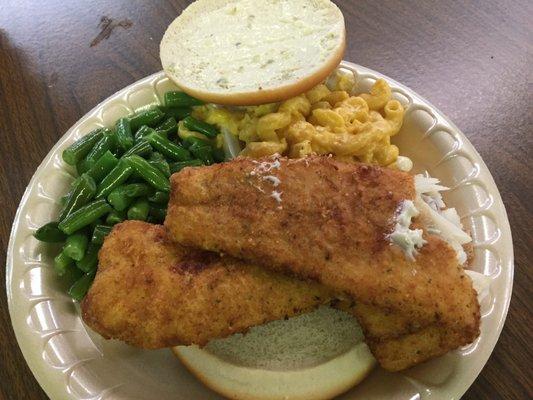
<box><xmin>160</xmin><ymin>0</ymin><xmax>345</xmax><ymax>105</ymax></box>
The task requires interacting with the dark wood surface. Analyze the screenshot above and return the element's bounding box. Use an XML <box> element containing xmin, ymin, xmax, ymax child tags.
<box><xmin>0</xmin><ymin>1</ymin><xmax>531</xmax><ymax>399</ymax></box>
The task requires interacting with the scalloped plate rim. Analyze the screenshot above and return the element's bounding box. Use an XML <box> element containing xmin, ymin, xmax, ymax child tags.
<box><xmin>5</xmin><ymin>62</ymin><xmax>514</xmax><ymax>400</ymax></box>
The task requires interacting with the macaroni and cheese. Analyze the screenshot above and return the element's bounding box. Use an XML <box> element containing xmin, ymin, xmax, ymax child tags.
<box><xmin>189</xmin><ymin>70</ymin><xmax>410</xmax><ymax>170</ymax></box>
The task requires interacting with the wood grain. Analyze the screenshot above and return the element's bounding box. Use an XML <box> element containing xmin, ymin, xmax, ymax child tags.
<box><xmin>0</xmin><ymin>0</ymin><xmax>531</xmax><ymax>399</ymax></box>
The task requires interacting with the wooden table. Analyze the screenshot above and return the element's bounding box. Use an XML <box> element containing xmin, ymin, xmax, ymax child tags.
<box><xmin>0</xmin><ymin>1</ymin><xmax>530</xmax><ymax>399</ymax></box>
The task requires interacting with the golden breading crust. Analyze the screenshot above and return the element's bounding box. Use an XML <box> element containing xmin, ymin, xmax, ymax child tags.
<box><xmin>165</xmin><ymin>156</ymin><xmax>480</xmax><ymax>344</ymax></box>
<box><xmin>368</xmin><ymin>325</ymin><xmax>472</xmax><ymax>371</ymax></box>
<box><xmin>81</xmin><ymin>221</ymin><xmax>332</xmax><ymax>348</ymax></box>
<box><xmin>82</xmin><ymin>221</ymin><xmax>478</xmax><ymax>371</ymax></box>
<box><xmin>341</xmin><ymin>302</ymin><xmax>478</xmax><ymax>371</ymax></box>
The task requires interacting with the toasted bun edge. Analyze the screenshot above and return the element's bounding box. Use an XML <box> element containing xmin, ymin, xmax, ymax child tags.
<box><xmin>172</xmin><ymin>340</ymin><xmax>375</xmax><ymax>400</ymax></box>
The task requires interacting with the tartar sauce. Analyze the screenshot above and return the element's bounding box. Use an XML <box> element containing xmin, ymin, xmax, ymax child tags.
<box><xmin>388</xmin><ymin>200</ymin><xmax>427</xmax><ymax>260</ymax></box>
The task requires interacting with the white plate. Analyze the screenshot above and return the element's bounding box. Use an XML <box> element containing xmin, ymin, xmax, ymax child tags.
<box><xmin>6</xmin><ymin>62</ymin><xmax>513</xmax><ymax>400</ymax></box>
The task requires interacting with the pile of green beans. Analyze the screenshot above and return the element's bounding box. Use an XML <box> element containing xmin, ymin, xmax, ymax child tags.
<box><xmin>34</xmin><ymin>91</ymin><xmax>222</xmax><ymax>301</ymax></box>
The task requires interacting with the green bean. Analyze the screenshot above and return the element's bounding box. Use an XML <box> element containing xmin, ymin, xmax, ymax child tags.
<box><xmin>115</xmin><ymin>118</ymin><xmax>134</xmax><ymax>151</ymax></box>
<box><xmin>90</xmin><ymin>218</ymin><xmax>104</xmax><ymax>230</ymax></box>
<box><xmin>156</xmin><ymin>116</ymin><xmax>178</xmax><ymax>130</ymax></box>
<box><xmin>76</xmin><ymin>159</ymin><xmax>92</xmax><ymax>174</ymax></box>
<box><xmin>148</xmin><ymin>191</ymin><xmax>170</xmax><ymax>204</ymax></box>
<box><xmin>149</xmin><ymin>160</ymin><xmax>170</xmax><ymax>178</ymax></box>
<box><xmin>213</xmin><ymin>148</ymin><xmax>225</xmax><ymax>163</ymax></box>
<box><xmin>122</xmin><ymin>139</ymin><xmax>152</xmax><ymax>157</ymax></box>
<box><xmin>105</xmin><ymin>210</ymin><xmax>125</xmax><ymax>226</ymax></box>
<box><xmin>183</xmin><ymin>116</ymin><xmax>219</xmax><ymax>138</ymax></box>
<box><xmin>84</xmin><ymin>129</ymin><xmax>116</xmax><ymax>165</ymax></box>
<box><xmin>189</xmin><ymin>142</ymin><xmax>214</xmax><ymax>165</ymax></box>
<box><xmin>164</xmin><ymin>91</ymin><xmax>204</xmax><ymax>107</ymax></box>
<box><xmin>148</xmin><ymin>204</ymin><xmax>167</xmax><ymax>222</ymax></box>
<box><xmin>61</xmin><ymin>263</ymin><xmax>84</xmax><ymax>286</ymax></box>
<box><xmin>134</xmin><ymin>125</ymin><xmax>156</xmax><ymax>143</ymax></box>
<box><xmin>62</xmin><ymin>128</ymin><xmax>104</xmax><ymax>166</ymax></box>
<box><xmin>63</xmin><ymin>233</ymin><xmax>89</xmax><ymax>261</ymax></box>
<box><xmin>148</xmin><ymin>152</ymin><xmax>171</xmax><ymax>178</ymax></box>
<box><xmin>86</xmin><ymin>151</ymin><xmax>119</xmax><ymax>183</ymax></box>
<box><xmin>58</xmin><ymin>199</ymin><xmax>112</xmax><ymax>235</ymax></box>
<box><xmin>146</xmin><ymin>132</ymin><xmax>192</xmax><ymax>161</ymax></box>
<box><xmin>155</xmin><ymin>117</ymin><xmax>178</xmax><ymax>137</ymax></box>
<box><xmin>212</xmin><ymin>144</ymin><xmax>225</xmax><ymax>163</ymax></box>
<box><xmin>108</xmin><ymin>183</ymin><xmax>153</xmax><ymax>211</ymax></box>
<box><xmin>160</xmin><ymin>106</ymin><xmax>192</xmax><ymax>121</ymax></box>
<box><xmin>34</xmin><ymin>222</ymin><xmax>67</xmax><ymax>243</ymax></box>
<box><xmin>183</xmin><ymin>136</ymin><xmax>210</xmax><ymax>148</ymax></box>
<box><xmin>107</xmin><ymin>188</ymin><xmax>133</xmax><ymax>211</ymax></box>
<box><xmin>124</xmin><ymin>155</ymin><xmax>170</xmax><ymax>192</ymax></box>
<box><xmin>54</xmin><ymin>250</ymin><xmax>74</xmax><ymax>276</ymax></box>
<box><xmin>76</xmin><ymin>243</ymin><xmax>101</xmax><ymax>273</ymax></box>
<box><xmin>60</xmin><ymin>194</ymin><xmax>69</xmax><ymax>207</ymax></box>
<box><xmin>68</xmin><ymin>272</ymin><xmax>96</xmax><ymax>301</ymax></box>
<box><xmin>125</xmin><ymin>183</ymin><xmax>153</xmax><ymax>197</ymax></box>
<box><xmin>130</xmin><ymin>107</ymin><xmax>164</xmax><ymax>130</ymax></box>
<box><xmin>149</xmin><ymin>151</ymin><xmax>165</xmax><ymax>162</ymax></box>
<box><xmin>169</xmin><ymin>159</ymin><xmax>204</xmax><ymax>174</ymax></box>
<box><xmin>95</xmin><ymin>159</ymin><xmax>133</xmax><ymax>198</ymax></box>
<box><xmin>59</xmin><ymin>174</ymin><xmax>97</xmax><ymax>221</ymax></box>
<box><xmin>127</xmin><ymin>198</ymin><xmax>150</xmax><ymax>221</ymax></box>
<box><xmin>91</xmin><ymin>225</ymin><xmax>112</xmax><ymax>244</ymax></box>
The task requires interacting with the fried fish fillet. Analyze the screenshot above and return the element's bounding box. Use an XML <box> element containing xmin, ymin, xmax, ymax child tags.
<box><xmin>339</xmin><ymin>302</ymin><xmax>479</xmax><ymax>371</ymax></box>
<box><xmin>82</xmin><ymin>221</ymin><xmax>475</xmax><ymax>371</ymax></box>
<box><xmin>81</xmin><ymin>221</ymin><xmax>332</xmax><ymax>348</ymax></box>
<box><xmin>164</xmin><ymin>156</ymin><xmax>480</xmax><ymax>346</ymax></box>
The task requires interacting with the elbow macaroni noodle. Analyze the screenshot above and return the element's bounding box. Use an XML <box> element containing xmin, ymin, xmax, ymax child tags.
<box><xmin>192</xmin><ymin>70</ymin><xmax>410</xmax><ymax>169</ymax></box>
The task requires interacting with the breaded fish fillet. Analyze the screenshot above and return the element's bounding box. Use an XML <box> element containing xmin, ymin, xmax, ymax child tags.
<box><xmin>340</xmin><ymin>302</ymin><xmax>479</xmax><ymax>371</ymax></box>
<box><xmin>81</xmin><ymin>221</ymin><xmax>332</xmax><ymax>348</ymax></box>
<box><xmin>83</xmin><ymin>221</ymin><xmax>474</xmax><ymax>371</ymax></box>
<box><xmin>165</xmin><ymin>156</ymin><xmax>480</xmax><ymax>343</ymax></box>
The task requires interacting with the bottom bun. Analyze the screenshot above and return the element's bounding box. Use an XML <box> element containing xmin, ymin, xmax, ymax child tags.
<box><xmin>172</xmin><ymin>306</ymin><xmax>376</xmax><ymax>400</ymax></box>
